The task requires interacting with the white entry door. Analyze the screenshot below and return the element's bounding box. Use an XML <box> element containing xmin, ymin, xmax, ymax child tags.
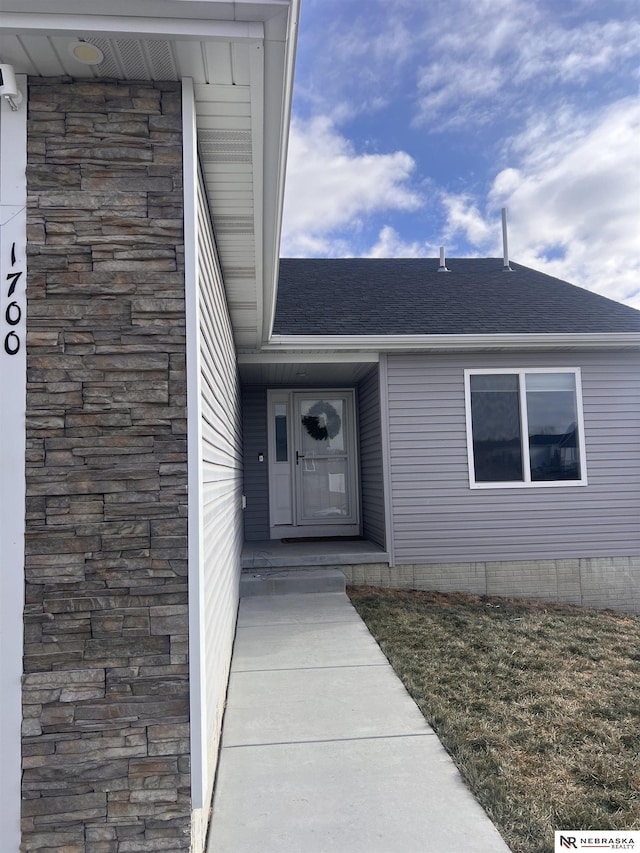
<box><xmin>267</xmin><ymin>390</ymin><xmax>360</xmax><ymax>538</ymax></box>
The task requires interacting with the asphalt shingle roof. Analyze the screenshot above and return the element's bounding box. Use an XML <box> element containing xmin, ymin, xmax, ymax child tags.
<box><xmin>273</xmin><ymin>258</ymin><xmax>640</xmax><ymax>335</ymax></box>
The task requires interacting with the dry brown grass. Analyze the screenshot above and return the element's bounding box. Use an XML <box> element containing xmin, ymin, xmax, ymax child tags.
<box><xmin>347</xmin><ymin>586</ymin><xmax>640</xmax><ymax>853</ymax></box>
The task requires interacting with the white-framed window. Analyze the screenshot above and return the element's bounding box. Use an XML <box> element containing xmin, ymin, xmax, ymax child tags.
<box><xmin>464</xmin><ymin>368</ymin><xmax>588</xmax><ymax>489</ymax></box>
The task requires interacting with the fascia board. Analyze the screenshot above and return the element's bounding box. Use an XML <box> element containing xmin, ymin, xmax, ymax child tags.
<box><xmin>0</xmin><ymin>12</ymin><xmax>264</xmax><ymax>41</ymax></box>
<box><xmin>249</xmin><ymin>41</ymin><xmax>266</xmax><ymax>352</ymax></box>
<box><xmin>236</xmin><ymin>1</ymin><xmax>292</xmax><ymax>24</ymax></box>
<box><xmin>264</xmin><ymin>332</ymin><xmax>640</xmax><ymax>351</ymax></box>
<box><xmin>260</xmin><ymin>0</ymin><xmax>299</xmax><ymax>348</ymax></box>
<box><xmin>6</xmin><ymin>0</ymin><xmax>288</xmax><ymax>20</ymax></box>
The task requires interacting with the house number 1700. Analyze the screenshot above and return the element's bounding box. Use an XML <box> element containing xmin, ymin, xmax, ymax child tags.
<box><xmin>4</xmin><ymin>242</ymin><xmax>23</xmax><ymax>355</ymax></box>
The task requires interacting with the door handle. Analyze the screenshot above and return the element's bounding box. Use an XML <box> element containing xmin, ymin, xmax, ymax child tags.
<box><xmin>296</xmin><ymin>451</ymin><xmax>305</xmax><ymax>465</ymax></box>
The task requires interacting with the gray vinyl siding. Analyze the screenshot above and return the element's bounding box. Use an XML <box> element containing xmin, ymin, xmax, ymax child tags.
<box><xmin>196</xmin><ymin>166</ymin><xmax>244</xmax><ymax>793</ymax></box>
<box><xmin>242</xmin><ymin>387</ymin><xmax>270</xmax><ymax>541</ymax></box>
<box><xmin>358</xmin><ymin>368</ymin><xmax>386</xmax><ymax>547</ymax></box>
<box><xmin>387</xmin><ymin>350</ymin><xmax>640</xmax><ymax>564</ymax></box>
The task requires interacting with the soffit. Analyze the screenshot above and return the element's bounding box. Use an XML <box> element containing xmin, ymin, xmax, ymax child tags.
<box><xmin>238</xmin><ymin>358</ymin><xmax>378</xmax><ymax>386</ymax></box>
<box><xmin>0</xmin><ymin>0</ymin><xmax>295</xmax><ymax>349</ymax></box>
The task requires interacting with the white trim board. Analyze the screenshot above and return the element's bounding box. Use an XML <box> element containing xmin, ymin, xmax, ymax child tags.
<box><xmin>0</xmin><ymin>13</ymin><xmax>264</xmax><ymax>42</ymax></box>
<box><xmin>0</xmin><ymin>73</ymin><xmax>27</xmax><ymax>853</ymax></box>
<box><xmin>183</xmin><ymin>77</ymin><xmax>207</xmax><ymax>812</ymax></box>
<box><xmin>265</xmin><ymin>332</ymin><xmax>640</xmax><ymax>351</ymax></box>
<box><xmin>378</xmin><ymin>354</ymin><xmax>396</xmax><ymax>568</ymax></box>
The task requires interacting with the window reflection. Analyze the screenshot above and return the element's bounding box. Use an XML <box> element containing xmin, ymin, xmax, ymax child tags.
<box><xmin>526</xmin><ymin>373</ymin><xmax>580</xmax><ymax>481</ymax></box>
<box><xmin>274</xmin><ymin>403</ymin><xmax>288</xmax><ymax>462</ymax></box>
<box><xmin>470</xmin><ymin>374</ymin><xmax>523</xmax><ymax>482</ymax></box>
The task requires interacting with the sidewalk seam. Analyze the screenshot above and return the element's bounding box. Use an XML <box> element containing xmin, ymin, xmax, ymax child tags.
<box><xmin>223</xmin><ymin>731</ymin><xmax>437</xmax><ymax>749</ymax></box>
<box><xmin>237</xmin><ymin>619</ymin><xmax>360</xmax><ymax>628</ymax></box>
<box><xmin>231</xmin><ymin>662</ymin><xmax>388</xmax><ymax>673</ymax></box>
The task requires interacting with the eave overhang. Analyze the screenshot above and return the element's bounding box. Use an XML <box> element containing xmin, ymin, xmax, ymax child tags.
<box><xmin>0</xmin><ymin>0</ymin><xmax>299</xmax><ymax>351</ymax></box>
<box><xmin>262</xmin><ymin>332</ymin><xmax>640</xmax><ymax>353</ymax></box>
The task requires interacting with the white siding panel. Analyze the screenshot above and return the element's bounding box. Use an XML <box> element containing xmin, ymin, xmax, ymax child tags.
<box><xmin>197</xmin><ymin>101</ymin><xmax>252</xmax><ymax>118</ymax></box>
<box><xmin>24</xmin><ymin>35</ymin><xmax>93</xmax><ymax>77</ymax></box>
<box><xmin>209</xmin><ymin>181</ymin><xmax>254</xmax><ymax>194</ymax></box>
<box><xmin>204</xmin><ymin>42</ymin><xmax>234</xmax><ymax>85</ymax></box>
<box><xmin>194</xmin><ymin>84</ymin><xmax>251</xmax><ymax>104</ymax></box>
<box><xmin>195</xmin><ymin>77</ymin><xmax>257</xmax><ymax>355</ymax></box>
<box><xmin>198</xmin><ymin>114</ymin><xmax>252</xmax><ymax>131</ymax></box>
<box><xmin>387</xmin><ymin>351</ymin><xmax>640</xmax><ymax>564</ymax></box>
<box><xmin>231</xmin><ymin>43</ymin><xmax>251</xmax><ymax>86</ymax></box>
<box><xmin>205</xmin><ymin>163</ymin><xmax>253</xmax><ymax>178</ymax></box>
<box><xmin>196</xmin><ymin>164</ymin><xmax>244</xmax><ymax>809</ymax></box>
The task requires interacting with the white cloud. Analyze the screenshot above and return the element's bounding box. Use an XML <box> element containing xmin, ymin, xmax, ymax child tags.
<box><xmin>294</xmin><ymin>1</ymin><xmax>639</xmax><ymax>132</ymax></box>
<box><xmin>442</xmin><ymin>98</ymin><xmax>640</xmax><ymax>307</ymax></box>
<box><xmin>364</xmin><ymin>226</ymin><xmax>439</xmax><ymax>258</ymax></box>
<box><xmin>413</xmin><ymin>0</ymin><xmax>640</xmax><ymax>129</ymax></box>
<box><xmin>515</xmin><ymin>18</ymin><xmax>640</xmax><ymax>84</ymax></box>
<box><xmin>281</xmin><ymin>117</ymin><xmax>422</xmax><ymax>256</ymax></box>
<box><xmin>441</xmin><ymin>194</ymin><xmax>493</xmax><ymax>246</ymax></box>
<box><xmin>291</xmin><ymin>2</ymin><xmax>418</xmax><ymax>123</ymax></box>
<box><xmin>414</xmin><ymin>61</ymin><xmax>505</xmax><ymax>129</ymax></box>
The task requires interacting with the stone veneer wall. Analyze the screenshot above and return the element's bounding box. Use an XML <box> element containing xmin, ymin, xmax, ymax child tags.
<box><xmin>22</xmin><ymin>78</ymin><xmax>191</xmax><ymax>852</ymax></box>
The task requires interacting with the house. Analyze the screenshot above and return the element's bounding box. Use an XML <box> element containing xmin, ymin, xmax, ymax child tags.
<box><xmin>1</xmin><ymin>2</ymin><xmax>639</xmax><ymax>851</ymax></box>
<box><xmin>243</xmin><ymin>258</ymin><xmax>640</xmax><ymax>607</ymax></box>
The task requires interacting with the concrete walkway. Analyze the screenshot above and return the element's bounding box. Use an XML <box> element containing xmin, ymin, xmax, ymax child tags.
<box><xmin>207</xmin><ymin>590</ymin><xmax>511</xmax><ymax>853</ymax></box>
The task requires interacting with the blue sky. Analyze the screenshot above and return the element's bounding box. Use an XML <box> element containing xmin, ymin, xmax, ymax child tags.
<box><xmin>280</xmin><ymin>0</ymin><xmax>640</xmax><ymax>308</ymax></box>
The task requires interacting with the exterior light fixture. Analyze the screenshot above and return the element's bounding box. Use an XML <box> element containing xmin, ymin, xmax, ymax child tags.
<box><xmin>68</xmin><ymin>40</ymin><xmax>104</xmax><ymax>65</ymax></box>
<box><xmin>0</xmin><ymin>64</ymin><xmax>23</xmax><ymax>110</ymax></box>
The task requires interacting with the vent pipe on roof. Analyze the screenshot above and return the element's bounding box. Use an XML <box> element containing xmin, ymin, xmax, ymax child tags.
<box><xmin>438</xmin><ymin>246</ymin><xmax>450</xmax><ymax>272</ymax></box>
<box><xmin>502</xmin><ymin>208</ymin><xmax>513</xmax><ymax>271</ymax></box>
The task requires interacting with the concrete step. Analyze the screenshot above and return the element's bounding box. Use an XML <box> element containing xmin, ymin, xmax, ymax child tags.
<box><xmin>239</xmin><ymin>567</ymin><xmax>346</xmax><ymax>597</ymax></box>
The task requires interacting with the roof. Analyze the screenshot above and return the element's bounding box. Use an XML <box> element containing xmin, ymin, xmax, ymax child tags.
<box><xmin>273</xmin><ymin>258</ymin><xmax>640</xmax><ymax>336</ymax></box>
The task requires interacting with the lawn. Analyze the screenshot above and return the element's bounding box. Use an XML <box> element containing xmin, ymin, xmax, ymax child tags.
<box><xmin>347</xmin><ymin>586</ymin><xmax>640</xmax><ymax>853</ymax></box>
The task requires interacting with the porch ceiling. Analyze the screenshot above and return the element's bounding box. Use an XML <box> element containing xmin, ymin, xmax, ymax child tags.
<box><xmin>0</xmin><ymin>0</ymin><xmax>297</xmax><ymax>350</ymax></box>
<box><xmin>238</xmin><ymin>353</ymin><xmax>379</xmax><ymax>386</ymax></box>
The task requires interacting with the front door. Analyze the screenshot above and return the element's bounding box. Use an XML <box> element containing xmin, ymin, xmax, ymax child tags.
<box><xmin>267</xmin><ymin>390</ymin><xmax>360</xmax><ymax>538</ymax></box>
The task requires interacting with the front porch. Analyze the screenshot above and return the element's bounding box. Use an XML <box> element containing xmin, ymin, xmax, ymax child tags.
<box><xmin>242</xmin><ymin>537</ymin><xmax>389</xmax><ymax>569</ymax></box>
<box><xmin>240</xmin><ymin>356</ymin><xmax>387</xmax><ymax>549</ymax></box>
<box><xmin>241</xmin><ymin>537</ymin><xmax>390</xmax><ymax>597</ymax></box>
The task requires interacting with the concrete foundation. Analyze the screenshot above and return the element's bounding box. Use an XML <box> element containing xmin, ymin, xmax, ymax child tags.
<box><xmin>340</xmin><ymin>556</ymin><xmax>640</xmax><ymax>614</ymax></box>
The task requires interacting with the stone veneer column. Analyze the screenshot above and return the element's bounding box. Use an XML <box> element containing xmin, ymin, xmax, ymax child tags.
<box><xmin>22</xmin><ymin>78</ymin><xmax>191</xmax><ymax>852</ymax></box>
